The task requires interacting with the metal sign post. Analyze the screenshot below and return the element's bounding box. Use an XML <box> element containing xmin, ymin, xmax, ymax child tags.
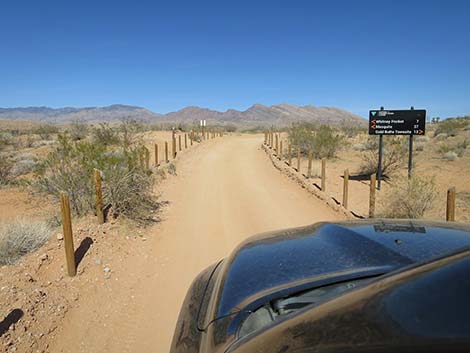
<box><xmin>408</xmin><ymin>107</ymin><xmax>415</xmax><ymax>178</ymax></box>
<box><xmin>369</xmin><ymin>107</ymin><xmax>426</xmax><ymax>189</ymax></box>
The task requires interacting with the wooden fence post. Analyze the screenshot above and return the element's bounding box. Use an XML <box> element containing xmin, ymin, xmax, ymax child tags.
<box><xmin>185</xmin><ymin>134</ymin><xmax>187</xmax><ymax>148</ymax></box>
<box><xmin>297</xmin><ymin>149</ymin><xmax>301</xmax><ymax>172</ymax></box>
<box><xmin>94</xmin><ymin>169</ymin><xmax>104</xmax><ymax>224</ymax></box>
<box><xmin>279</xmin><ymin>140</ymin><xmax>283</xmax><ymax>160</ymax></box>
<box><xmin>288</xmin><ymin>144</ymin><xmax>292</xmax><ymax>166</ymax></box>
<box><xmin>60</xmin><ymin>192</ymin><xmax>76</xmax><ymax>277</ymax></box>
<box><xmin>144</xmin><ymin>147</ymin><xmax>150</xmax><ymax>170</ymax></box>
<box><xmin>172</xmin><ymin>130</ymin><xmax>177</xmax><ymax>158</ymax></box>
<box><xmin>264</xmin><ymin>132</ymin><xmax>267</xmax><ymax>145</ymax></box>
<box><xmin>165</xmin><ymin>141</ymin><xmax>169</xmax><ymax>163</ymax></box>
<box><xmin>154</xmin><ymin>144</ymin><xmax>159</xmax><ymax>166</ymax></box>
<box><xmin>343</xmin><ymin>169</ymin><xmax>349</xmax><ymax>209</ymax></box>
<box><xmin>190</xmin><ymin>132</ymin><xmax>193</xmax><ymax>146</ymax></box>
<box><xmin>369</xmin><ymin>174</ymin><xmax>376</xmax><ymax>218</ymax></box>
<box><xmin>446</xmin><ymin>187</ymin><xmax>456</xmax><ymax>221</ymax></box>
<box><xmin>276</xmin><ymin>134</ymin><xmax>279</xmax><ymax>155</ymax></box>
<box><xmin>178</xmin><ymin>135</ymin><xmax>182</xmax><ymax>151</ymax></box>
<box><xmin>321</xmin><ymin>158</ymin><xmax>326</xmax><ymax>191</ymax></box>
<box><xmin>307</xmin><ymin>151</ymin><xmax>313</xmax><ymax>178</ymax></box>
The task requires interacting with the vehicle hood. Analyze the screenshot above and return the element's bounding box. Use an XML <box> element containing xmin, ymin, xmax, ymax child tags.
<box><xmin>207</xmin><ymin>220</ymin><xmax>470</xmax><ymax>322</ymax></box>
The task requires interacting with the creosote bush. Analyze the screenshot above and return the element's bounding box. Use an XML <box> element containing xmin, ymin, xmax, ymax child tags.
<box><xmin>288</xmin><ymin>123</ymin><xmax>343</xmax><ymax>159</ymax></box>
<box><xmin>379</xmin><ymin>175</ymin><xmax>437</xmax><ymax>219</ymax></box>
<box><xmin>91</xmin><ymin>123</ymin><xmax>119</xmax><ymax>146</ymax></box>
<box><xmin>0</xmin><ymin>154</ymin><xmax>13</xmax><ymax>185</ymax></box>
<box><xmin>69</xmin><ymin>121</ymin><xmax>89</xmax><ymax>141</ymax></box>
<box><xmin>0</xmin><ymin>220</ymin><xmax>51</xmax><ymax>265</ymax></box>
<box><xmin>35</xmin><ymin>130</ymin><xmax>158</xmax><ymax>224</ymax></box>
<box><xmin>358</xmin><ymin>137</ymin><xmax>406</xmax><ymax>178</ymax></box>
<box><xmin>434</xmin><ymin>116</ymin><xmax>469</xmax><ymax>137</ymax></box>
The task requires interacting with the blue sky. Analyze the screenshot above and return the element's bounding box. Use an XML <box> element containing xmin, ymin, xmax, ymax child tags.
<box><xmin>0</xmin><ymin>0</ymin><xmax>469</xmax><ymax>118</ymax></box>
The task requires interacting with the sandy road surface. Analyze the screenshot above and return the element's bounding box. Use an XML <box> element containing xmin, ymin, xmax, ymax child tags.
<box><xmin>49</xmin><ymin>134</ymin><xmax>342</xmax><ymax>353</ymax></box>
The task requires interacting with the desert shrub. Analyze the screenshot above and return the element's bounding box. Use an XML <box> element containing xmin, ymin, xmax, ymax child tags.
<box><xmin>434</xmin><ymin>117</ymin><xmax>469</xmax><ymax>137</ymax></box>
<box><xmin>23</xmin><ymin>134</ymin><xmax>38</xmax><ymax>148</ymax></box>
<box><xmin>69</xmin><ymin>121</ymin><xmax>89</xmax><ymax>141</ymax></box>
<box><xmin>0</xmin><ymin>132</ymin><xmax>14</xmax><ymax>150</ymax></box>
<box><xmin>358</xmin><ymin>138</ymin><xmax>406</xmax><ymax>178</ymax></box>
<box><xmin>0</xmin><ymin>220</ymin><xmax>51</xmax><ymax>265</ymax></box>
<box><xmin>103</xmin><ymin>166</ymin><xmax>157</xmax><ymax>222</ymax></box>
<box><xmin>225</xmin><ymin>124</ymin><xmax>237</xmax><ymax>133</ymax></box>
<box><xmin>434</xmin><ymin>133</ymin><xmax>448</xmax><ymax>140</ymax></box>
<box><xmin>11</xmin><ymin>159</ymin><xmax>37</xmax><ymax>177</ymax></box>
<box><xmin>289</xmin><ymin>123</ymin><xmax>343</xmax><ymax>158</ymax></box>
<box><xmin>120</xmin><ymin>119</ymin><xmax>144</xmax><ymax>147</ymax></box>
<box><xmin>91</xmin><ymin>123</ymin><xmax>119</xmax><ymax>146</ymax></box>
<box><xmin>414</xmin><ymin>142</ymin><xmax>425</xmax><ymax>151</ymax></box>
<box><xmin>340</xmin><ymin>126</ymin><xmax>367</xmax><ymax>138</ymax></box>
<box><xmin>34</xmin><ymin>124</ymin><xmax>59</xmax><ymax>139</ymax></box>
<box><xmin>379</xmin><ymin>176</ymin><xmax>437</xmax><ymax>218</ymax></box>
<box><xmin>437</xmin><ymin>143</ymin><xmax>451</xmax><ymax>155</ymax></box>
<box><xmin>192</xmin><ymin>134</ymin><xmax>202</xmax><ymax>143</ymax></box>
<box><xmin>443</xmin><ymin>151</ymin><xmax>458</xmax><ymax>161</ymax></box>
<box><xmin>0</xmin><ymin>154</ymin><xmax>13</xmax><ymax>185</ymax></box>
<box><xmin>35</xmin><ymin>133</ymin><xmax>158</xmax><ymax>223</ymax></box>
<box><xmin>438</xmin><ymin>140</ymin><xmax>467</xmax><ymax>158</ymax></box>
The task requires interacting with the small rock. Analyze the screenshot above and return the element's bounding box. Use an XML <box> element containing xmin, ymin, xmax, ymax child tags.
<box><xmin>94</xmin><ymin>258</ymin><xmax>102</xmax><ymax>265</ymax></box>
<box><xmin>25</xmin><ymin>273</ymin><xmax>35</xmax><ymax>282</ymax></box>
<box><xmin>103</xmin><ymin>267</ymin><xmax>111</xmax><ymax>274</ymax></box>
<box><xmin>56</xmin><ymin>233</ymin><xmax>63</xmax><ymax>241</ymax></box>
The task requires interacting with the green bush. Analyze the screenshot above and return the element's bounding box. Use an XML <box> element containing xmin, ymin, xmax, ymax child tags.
<box><xmin>379</xmin><ymin>176</ymin><xmax>437</xmax><ymax>218</ymax></box>
<box><xmin>288</xmin><ymin>123</ymin><xmax>343</xmax><ymax>158</ymax></box>
<box><xmin>35</xmin><ymin>132</ymin><xmax>158</xmax><ymax>223</ymax></box>
<box><xmin>34</xmin><ymin>124</ymin><xmax>59</xmax><ymax>139</ymax></box>
<box><xmin>0</xmin><ymin>132</ymin><xmax>14</xmax><ymax>151</ymax></box>
<box><xmin>0</xmin><ymin>154</ymin><xmax>13</xmax><ymax>185</ymax></box>
<box><xmin>91</xmin><ymin>123</ymin><xmax>120</xmax><ymax>146</ymax></box>
<box><xmin>434</xmin><ymin>117</ymin><xmax>470</xmax><ymax>137</ymax></box>
<box><xmin>69</xmin><ymin>121</ymin><xmax>89</xmax><ymax>141</ymax></box>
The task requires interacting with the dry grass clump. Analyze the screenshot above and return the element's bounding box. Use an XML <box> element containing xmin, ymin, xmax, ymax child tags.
<box><xmin>0</xmin><ymin>220</ymin><xmax>51</xmax><ymax>265</ymax></box>
<box><xmin>379</xmin><ymin>176</ymin><xmax>437</xmax><ymax>219</ymax></box>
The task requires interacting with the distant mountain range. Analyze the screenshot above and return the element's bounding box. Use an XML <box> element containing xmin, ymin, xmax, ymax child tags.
<box><xmin>0</xmin><ymin>104</ymin><xmax>366</xmax><ymax>127</ymax></box>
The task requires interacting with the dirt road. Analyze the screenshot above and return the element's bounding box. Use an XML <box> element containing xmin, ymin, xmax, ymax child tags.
<box><xmin>49</xmin><ymin>134</ymin><xmax>342</xmax><ymax>353</ymax></box>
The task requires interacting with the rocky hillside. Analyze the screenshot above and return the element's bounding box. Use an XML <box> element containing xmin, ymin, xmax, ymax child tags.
<box><xmin>0</xmin><ymin>103</ymin><xmax>366</xmax><ymax>127</ymax></box>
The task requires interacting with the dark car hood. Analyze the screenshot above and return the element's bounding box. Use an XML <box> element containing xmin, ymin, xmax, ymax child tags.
<box><xmin>207</xmin><ymin>220</ymin><xmax>470</xmax><ymax>323</ymax></box>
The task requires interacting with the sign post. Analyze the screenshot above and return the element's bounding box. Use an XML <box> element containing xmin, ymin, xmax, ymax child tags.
<box><xmin>369</xmin><ymin>107</ymin><xmax>426</xmax><ymax>189</ymax></box>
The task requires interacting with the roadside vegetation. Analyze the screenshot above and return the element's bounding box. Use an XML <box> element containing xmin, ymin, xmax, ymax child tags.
<box><xmin>379</xmin><ymin>175</ymin><xmax>437</xmax><ymax>218</ymax></box>
<box><xmin>0</xmin><ymin>219</ymin><xmax>51</xmax><ymax>265</ymax></box>
<box><xmin>288</xmin><ymin>122</ymin><xmax>344</xmax><ymax>159</ymax></box>
<box><xmin>35</xmin><ymin>120</ymin><xmax>159</xmax><ymax>223</ymax></box>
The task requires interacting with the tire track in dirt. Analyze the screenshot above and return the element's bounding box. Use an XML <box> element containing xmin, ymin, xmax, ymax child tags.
<box><xmin>49</xmin><ymin>134</ymin><xmax>343</xmax><ymax>353</ymax></box>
